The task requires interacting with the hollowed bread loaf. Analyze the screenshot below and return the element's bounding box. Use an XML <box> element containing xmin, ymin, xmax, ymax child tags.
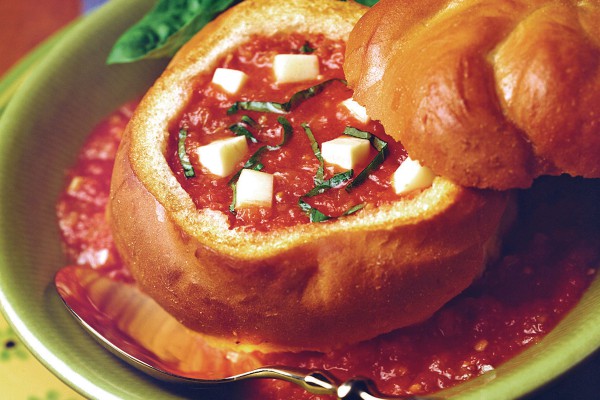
<box><xmin>345</xmin><ymin>0</ymin><xmax>600</xmax><ymax>190</ymax></box>
<box><xmin>108</xmin><ymin>0</ymin><xmax>511</xmax><ymax>352</ymax></box>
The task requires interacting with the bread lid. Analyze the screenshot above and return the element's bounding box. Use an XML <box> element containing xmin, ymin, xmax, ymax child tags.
<box><xmin>345</xmin><ymin>0</ymin><xmax>600</xmax><ymax>190</ymax></box>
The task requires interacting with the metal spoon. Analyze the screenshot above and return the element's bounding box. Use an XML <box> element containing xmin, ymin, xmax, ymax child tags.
<box><xmin>55</xmin><ymin>266</ymin><xmax>423</xmax><ymax>400</ymax></box>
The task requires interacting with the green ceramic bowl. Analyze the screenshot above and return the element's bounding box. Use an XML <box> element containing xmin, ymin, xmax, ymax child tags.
<box><xmin>0</xmin><ymin>0</ymin><xmax>599</xmax><ymax>399</ymax></box>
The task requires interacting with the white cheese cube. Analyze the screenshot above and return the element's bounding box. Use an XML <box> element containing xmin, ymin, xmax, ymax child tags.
<box><xmin>273</xmin><ymin>54</ymin><xmax>320</xmax><ymax>84</ymax></box>
<box><xmin>235</xmin><ymin>169</ymin><xmax>274</xmax><ymax>209</ymax></box>
<box><xmin>321</xmin><ymin>136</ymin><xmax>371</xmax><ymax>170</ymax></box>
<box><xmin>211</xmin><ymin>68</ymin><xmax>248</xmax><ymax>95</ymax></box>
<box><xmin>195</xmin><ymin>136</ymin><xmax>248</xmax><ymax>177</ymax></box>
<box><xmin>341</xmin><ymin>98</ymin><xmax>370</xmax><ymax>124</ymax></box>
<box><xmin>392</xmin><ymin>157</ymin><xmax>436</xmax><ymax>194</ymax></box>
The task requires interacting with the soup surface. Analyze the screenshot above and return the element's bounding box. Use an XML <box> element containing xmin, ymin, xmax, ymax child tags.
<box><xmin>166</xmin><ymin>34</ymin><xmax>407</xmax><ymax>231</ymax></box>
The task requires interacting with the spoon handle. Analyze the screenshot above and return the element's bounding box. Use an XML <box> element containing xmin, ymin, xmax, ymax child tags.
<box><xmin>232</xmin><ymin>366</ymin><xmax>413</xmax><ymax>399</ymax></box>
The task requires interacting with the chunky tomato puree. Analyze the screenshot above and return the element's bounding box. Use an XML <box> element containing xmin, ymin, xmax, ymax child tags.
<box><xmin>166</xmin><ymin>34</ymin><xmax>407</xmax><ymax>231</ymax></box>
<box><xmin>57</xmin><ymin>101</ymin><xmax>600</xmax><ymax>399</ymax></box>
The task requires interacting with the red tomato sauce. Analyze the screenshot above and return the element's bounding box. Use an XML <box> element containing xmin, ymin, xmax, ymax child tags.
<box><xmin>165</xmin><ymin>34</ymin><xmax>407</xmax><ymax>231</ymax></box>
<box><xmin>57</xmin><ymin>99</ymin><xmax>600</xmax><ymax>399</ymax></box>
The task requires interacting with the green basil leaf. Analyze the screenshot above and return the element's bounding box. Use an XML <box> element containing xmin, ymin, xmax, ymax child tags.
<box><xmin>228</xmin><ymin>146</ymin><xmax>266</xmax><ymax>212</ymax></box>
<box><xmin>286</xmin><ymin>79</ymin><xmax>346</xmax><ymax>111</ymax></box>
<box><xmin>227</xmin><ymin>101</ymin><xmax>287</xmax><ymax>115</ymax></box>
<box><xmin>298</xmin><ymin>170</ymin><xmax>359</xmax><ymax>223</ymax></box>
<box><xmin>298</xmin><ymin>198</ymin><xmax>331</xmax><ymax>223</ymax></box>
<box><xmin>107</xmin><ymin>0</ymin><xmax>240</xmax><ymax>64</ymax></box>
<box><xmin>343</xmin><ymin>126</ymin><xmax>388</xmax><ymax>192</ymax></box>
<box><xmin>227</xmin><ymin>79</ymin><xmax>345</xmax><ymax>115</ymax></box>
<box><xmin>229</xmin><ymin>182</ymin><xmax>238</xmax><ymax>213</ymax></box>
<box><xmin>301</xmin><ymin>123</ymin><xmax>324</xmax><ymax>185</ymax></box>
<box><xmin>298</xmin><ymin>198</ymin><xmax>364</xmax><ymax>223</ymax></box>
<box><xmin>228</xmin><ymin>146</ymin><xmax>267</xmax><ymax>185</ymax></box>
<box><xmin>299</xmin><ymin>41</ymin><xmax>315</xmax><ymax>54</ymax></box>
<box><xmin>303</xmin><ymin>171</ymin><xmax>353</xmax><ymax>198</ymax></box>
<box><xmin>107</xmin><ymin>0</ymin><xmax>380</xmax><ymax>65</ymax></box>
<box><xmin>343</xmin><ymin>203</ymin><xmax>365</xmax><ymax>216</ymax></box>
<box><xmin>229</xmin><ymin>121</ymin><xmax>258</xmax><ymax>143</ymax></box>
<box><xmin>241</xmin><ymin>115</ymin><xmax>258</xmax><ymax>127</ymax></box>
<box><xmin>228</xmin><ymin>118</ymin><xmax>291</xmax><ymax>212</ymax></box>
<box><xmin>269</xmin><ymin>116</ymin><xmax>293</xmax><ymax>150</ymax></box>
<box><xmin>178</xmin><ymin>128</ymin><xmax>195</xmax><ymax>178</ymax></box>
<box><xmin>355</xmin><ymin>0</ymin><xmax>380</xmax><ymax>6</ymax></box>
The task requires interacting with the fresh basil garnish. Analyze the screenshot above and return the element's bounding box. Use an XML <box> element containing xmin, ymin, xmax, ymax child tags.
<box><xmin>228</xmin><ymin>146</ymin><xmax>266</xmax><ymax>186</ymax></box>
<box><xmin>298</xmin><ymin>199</ymin><xmax>331</xmax><ymax>223</ymax></box>
<box><xmin>229</xmin><ymin>115</ymin><xmax>259</xmax><ymax>143</ymax></box>
<box><xmin>228</xmin><ymin>116</ymin><xmax>293</xmax><ymax>212</ymax></box>
<box><xmin>298</xmin><ymin>197</ymin><xmax>364</xmax><ymax>223</ymax></box>
<box><xmin>270</xmin><ymin>116</ymin><xmax>293</xmax><ymax>150</ymax></box>
<box><xmin>229</xmin><ymin>123</ymin><xmax>258</xmax><ymax>143</ymax></box>
<box><xmin>241</xmin><ymin>115</ymin><xmax>258</xmax><ymax>127</ymax></box>
<box><xmin>228</xmin><ymin>146</ymin><xmax>266</xmax><ymax>212</ymax></box>
<box><xmin>342</xmin><ymin>126</ymin><xmax>388</xmax><ymax>192</ymax></box>
<box><xmin>344</xmin><ymin>203</ymin><xmax>366</xmax><ymax>215</ymax></box>
<box><xmin>227</xmin><ymin>79</ymin><xmax>345</xmax><ymax>115</ymax></box>
<box><xmin>356</xmin><ymin>0</ymin><xmax>380</xmax><ymax>5</ymax></box>
<box><xmin>303</xmin><ymin>171</ymin><xmax>354</xmax><ymax>198</ymax></box>
<box><xmin>178</xmin><ymin>128</ymin><xmax>196</xmax><ymax>178</ymax></box>
<box><xmin>297</xmin><ymin>130</ymin><xmax>362</xmax><ymax>223</ymax></box>
<box><xmin>107</xmin><ymin>0</ymin><xmax>241</xmax><ymax>64</ymax></box>
<box><xmin>300</xmin><ymin>41</ymin><xmax>315</xmax><ymax>54</ymax></box>
<box><xmin>301</xmin><ymin>123</ymin><xmax>325</xmax><ymax>185</ymax></box>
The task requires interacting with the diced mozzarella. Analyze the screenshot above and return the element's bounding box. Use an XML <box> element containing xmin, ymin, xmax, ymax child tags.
<box><xmin>195</xmin><ymin>136</ymin><xmax>248</xmax><ymax>177</ymax></box>
<box><xmin>341</xmin><ymin>98</ymin><xmax>370</xmax><ymax>124</ymax></box>
<box><xmin>211</xmin><ymin>68</ymin><xmax>248</xmax><ymax>95</ymax></box>
<box><xmin>235</xmin><ymin>169</ymin><xmax>274</xmax><ymax>209</ymax></box>
<box><xmin>273</xmin><ymin>54</ymin><xmax>320</xmax><ymax>84</ymax></box>
<box><xmin>321</xmin><ymin>136</ymin><xmax>371</xmax><ymax>170</ymax></box>
<box><xmin>392</xmin><ymin>157</ymin><xmax>436</xmax><ymax>194</ymax></box>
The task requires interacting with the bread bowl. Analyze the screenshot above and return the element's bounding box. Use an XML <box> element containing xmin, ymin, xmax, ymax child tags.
<box><xmin>108</xmin><ymin>0</ymin><xmax>511</xmax><ymax>352</ymax></box>
<box><xmin>346</xmin><ymin>0</ymin><xmax>600</xmax><ymax>190</ymax></box>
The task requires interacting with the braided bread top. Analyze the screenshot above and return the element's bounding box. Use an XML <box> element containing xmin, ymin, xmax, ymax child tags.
<box><xmin>345</xmin><ymin>0</ymin><xmax>600</xmax><ymax>189</ymax></box>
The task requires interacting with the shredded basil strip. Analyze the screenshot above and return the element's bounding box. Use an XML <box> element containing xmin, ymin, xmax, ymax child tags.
<box><xmin>303</xmin><ymin>171</ymin><xmax>353</xmax><ymax>198</ymax></box>
<box><xmin>298</xmin><ymin>198</ymin><xmax>364</xmax><ymax>223</ymax></box>
<box><xmin>228</xmin><ymin>146</ymin><xmax>267</xmax><ymax>185</ymax></box>
<box><xmin>344</xmin><ymin>203</ymin><xmax>366</xmax><ymax>216</ymax></box>
<box><xmin>178</xmin><ymin>128</ymin><xmax>195</xmax><ymax>178</ymax></box>
<box><xmin>228</xmin><ymin>146</ymin><xmax>266</xmax><ymax>212</ymax></box>
<box><xmin>229</xmin><ymin>122</ymin><xmax>258</xmax><ymax>143</ymax></box>
<box><xmin>297</xmin><ymin>123</ymin><xmax>365</xmax><ymax>222</ymax></box>
<box><xmin>227</xmin><ymin>79</ymin><xmax>345</xmax><ymax>115</ymax></box>
<box><xmin>301</xmin><ymin>123</ymin><xmax>325</xmax><ymax>185</ymax></box>
<box><xmin>228</xmin><ymin>117</ymin><xmax>293</xmax><ymax>212</ymax></box>
<box><xmin>298</xmin><ymin>171</ymin><xmax>362</xmax><ymax>222</ymax></box>
<box><xmin>300</xmin><ymin>41</ymin><xmax>315</xmax><ymax>54</ymax></box>
<box><xmin>356</xmin><ymin>0</ymin><xmax>380</xmax><ymax>5</ymax></box>
<box><xmin>270</xmin><ymin>116</ymin><xmax>293</xmax><ymax>150</ymax></box>
<box><xmin>298</xmin><ymin>199</ymin><xmax>331</xmax><ymax>222</ymax></box>
<box><xmin>343</xmin><ymin>126</ymin><xmax>389</xmax><ymax>192</ymax></box>
<box><xmin>241</xmin><ymin>115</ymin><xmax>258</xmax><ymax>127</ymax></box>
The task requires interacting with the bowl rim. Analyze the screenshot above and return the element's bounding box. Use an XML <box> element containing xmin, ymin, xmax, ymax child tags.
<box><xmin>0</xmin><ymin>0</ymin><xmax>599</xmax><ymax>399</ymax></box>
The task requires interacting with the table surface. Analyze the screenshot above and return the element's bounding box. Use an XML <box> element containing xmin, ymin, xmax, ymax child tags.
<box><xmin>0</xmin><ymin>1</ymin><xmax>599</xmax><ymax>399</ymax></box>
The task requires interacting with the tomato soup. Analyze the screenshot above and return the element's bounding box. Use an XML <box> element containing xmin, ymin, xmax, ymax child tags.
<box><xmin>166</xmin><ymin>34</ymin><xmax>407</xmax><ymax>231</ymax></box>
<box><xmin>57</xmin><ymin>97</ymin><xmax>600</xmax><ymax>399</ymax></box>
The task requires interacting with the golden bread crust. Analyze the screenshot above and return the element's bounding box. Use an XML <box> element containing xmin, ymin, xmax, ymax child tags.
<box><xmin>109</xmin><ymin>0</ymin><xmax>510</xmax><ymax>351</ymax></box>
<box><xmin>345</xmin><ymin>0</ymin><xmax>600</xmax><ymax>189</ymax></box>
